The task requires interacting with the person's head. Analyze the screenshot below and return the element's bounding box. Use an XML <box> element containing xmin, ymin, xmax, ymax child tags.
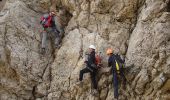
<box><xmin>89</xmin><ymin>45</ymin><xmax>96</xmax><ymax>52</ymax></box>
<box><xmin>106</xmin><ymin>48</ymin><xmax>113</xmax><ymax>56</ymax></box>
<box><xmin>49</xmin><ymin>11</ymin><xmax>56</xmax><ymax>16</ymax></box>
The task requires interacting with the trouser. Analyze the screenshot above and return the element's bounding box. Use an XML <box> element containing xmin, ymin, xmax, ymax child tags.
<box><xmin>112</xmin><ymin>70</ymin><xmax>126</xmax><ymax>99</ymax></box>
<box><xmin>79</xmin><ymin>67</ymin><xmax>97</xmax><ymax>89</ymax></box>
<box><xmin>113</xmin><ymin>71</ymin><xmax>119</xmax><ymax>99</ymax></box>
<box><xmin>120</xmin><ymin>69</ymin><xmax>126</xmax><ymax>87</ymax></box>
<box><xmin>41</xmin><ymin>27</ymin><xmax>60</xmax><ymax>48</ymax></box>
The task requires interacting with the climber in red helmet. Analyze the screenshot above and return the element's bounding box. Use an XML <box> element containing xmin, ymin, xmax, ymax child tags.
<box><xmin>106</xmin><ymin>48</ymin><xmax>126</xmax><ymax>100</ymax></box>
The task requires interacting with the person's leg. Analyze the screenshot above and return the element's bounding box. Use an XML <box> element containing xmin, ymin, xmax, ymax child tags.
<box><xmin>90</xmin><ymin>70</ymin><xmax>97</xmax><ymax>89</ymax></box>
<box><xmin>79</xmin><ymin>67</ymin><xmax>91</xmax><ymax>81</ymax></box>
<box><xmin>113</xmin><ymin>72</ymin><xmax>119</xmax><ymax>99</ymax></box>
<box><xmin>120</xmin><ymin>70</ymin><xmax>126</xmax><ymax>89</ymax></box>
<box><xmin>52</xmin><ymin>28</ymin><xmax>61</xmax><ymax>48</ymax></box>
<box><xmin>59</xmin><ymin>27</ymin><xmax>64</xmax><ymax>38</ymax></box>
<box><xmin>41</xmin><ymin>30</ymin><xmax>47</xmax><ymax>49</ymax></box>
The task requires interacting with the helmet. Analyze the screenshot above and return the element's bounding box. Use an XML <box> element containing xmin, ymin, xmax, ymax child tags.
<box><xmin>89</xmin><ymin>45</ymin><xmax>96</xmax><ymax>50</ymax></box>
<box><xmin>106</xmin><ymin>48</ymin><xmax>113</xmax><ymax>55</ymax></box>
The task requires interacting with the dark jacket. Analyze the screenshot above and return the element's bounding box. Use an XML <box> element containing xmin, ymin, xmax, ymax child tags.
<box><xmin>108</xmin><ymin>54</ymin><xmax>124</xmax><ymax>71</ymax></box>
<box><xmin>86</xmin><ymin>50</ymin><xmax>96</xmax><ymax>70</ymax></box>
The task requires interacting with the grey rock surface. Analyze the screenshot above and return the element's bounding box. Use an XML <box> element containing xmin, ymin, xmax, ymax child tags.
<box><xmin>0</xmin><ymin>0</ymin><xmax>170</xmax><ymax>100</ymax></box>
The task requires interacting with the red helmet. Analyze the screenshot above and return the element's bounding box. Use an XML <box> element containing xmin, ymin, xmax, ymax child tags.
<box><xmin>106</xmin><ymin>48</ymin><xmax>113</xmax><ymax>55</ymax></box>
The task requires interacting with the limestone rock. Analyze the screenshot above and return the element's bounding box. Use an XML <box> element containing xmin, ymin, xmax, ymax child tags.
<box><xmin>0</xmin><ymin>0</ymin><xmax>170</xmax><ymax>100</ymax></box>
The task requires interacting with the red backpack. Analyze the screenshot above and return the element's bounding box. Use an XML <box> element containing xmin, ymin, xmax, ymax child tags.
<box><xmin>40</xmin><ymin>14</ymin><xmax>52</xmax><ymax>28</ymax></box>
<box><xmin>95</xmin><ymin>53</ymin><xmax>102</xmax><ymax>68</ymax></box>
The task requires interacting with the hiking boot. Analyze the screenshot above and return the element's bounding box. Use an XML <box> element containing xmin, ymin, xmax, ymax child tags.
<box><xmin>114</xmin><ymin>97</ymin><xmax>119</xmax><ymax>100</ymax></box>
<box><xmin>76</xmin><ymin>81</ymin><xmax>83</xmax><ymax>87</ymax></box>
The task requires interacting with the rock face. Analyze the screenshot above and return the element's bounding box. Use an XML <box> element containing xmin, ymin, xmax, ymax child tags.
<box><xmin>0</xmin><ymin>0</ymin><xmax>170</xmax><ymax>100</ymax></box>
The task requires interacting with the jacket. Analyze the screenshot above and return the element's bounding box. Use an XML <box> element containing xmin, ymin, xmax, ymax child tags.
<box><xmin>86</xmin><ymin>50</ymin><xmax>96</xmax><ymax>70</ymax></box>
<box><xmin>108</xmin><ymin>54</ymin><xmax>124</xmax><ymax>71</ymax></box>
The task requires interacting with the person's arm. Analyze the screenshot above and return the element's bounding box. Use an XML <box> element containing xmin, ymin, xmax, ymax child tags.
<box><xmin>54</xmin><ymin>17</ymin><xmax>62</xmax><ymax>32</ymax></box>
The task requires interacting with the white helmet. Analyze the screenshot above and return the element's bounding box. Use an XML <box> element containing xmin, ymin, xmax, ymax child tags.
<box><xmin>89</xmin><ymin>45</ymin><xmax>96</xmax><ymax>50</ymax></box>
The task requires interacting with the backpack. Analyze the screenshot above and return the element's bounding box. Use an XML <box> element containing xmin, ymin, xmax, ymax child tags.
<box><xmin>95</xmin><ymin>53</ymin><xmax>102</xmax><ymax>69</ymax></box>
<box><xmin>40</xmin><ymin>14</ymin><xmax>52</xmax><ymax>28</ymax></box>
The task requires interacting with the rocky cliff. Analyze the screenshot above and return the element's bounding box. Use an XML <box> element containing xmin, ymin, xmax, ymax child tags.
<box><xmin>0</xmin><ymin>0</ymin><xmax>170</xmax><ymax>100</ymax></box>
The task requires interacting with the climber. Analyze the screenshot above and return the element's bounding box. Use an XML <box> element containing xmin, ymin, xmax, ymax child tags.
<box><xmin>40</xmin><ymin>11</ymin><xmax>61</xmax><ymax>54</ymax></box>
<box><xmin>106</xmin><ymin>48</ymin><xmax>126</xmax><ymax>100</ymax></box>
<box><xmin>77</xmin><ymin>45</ymin><xmax>98</xmax><ymax>95</ymax></box>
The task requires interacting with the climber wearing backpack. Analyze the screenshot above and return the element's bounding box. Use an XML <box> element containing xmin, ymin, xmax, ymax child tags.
<box><xmin>40</xmin><ymin>11</ymin><xmax>61</xmax><ymax>54</ymax></box>
<box><xmin>106</xmin><ymin>48</ymin><xmax>126</xmax><ymax>100</ymax></box>
<box><xmin>77</xmin><ymin>45</ymin><xmax>98</xmax><ymax>95</ymax></box>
